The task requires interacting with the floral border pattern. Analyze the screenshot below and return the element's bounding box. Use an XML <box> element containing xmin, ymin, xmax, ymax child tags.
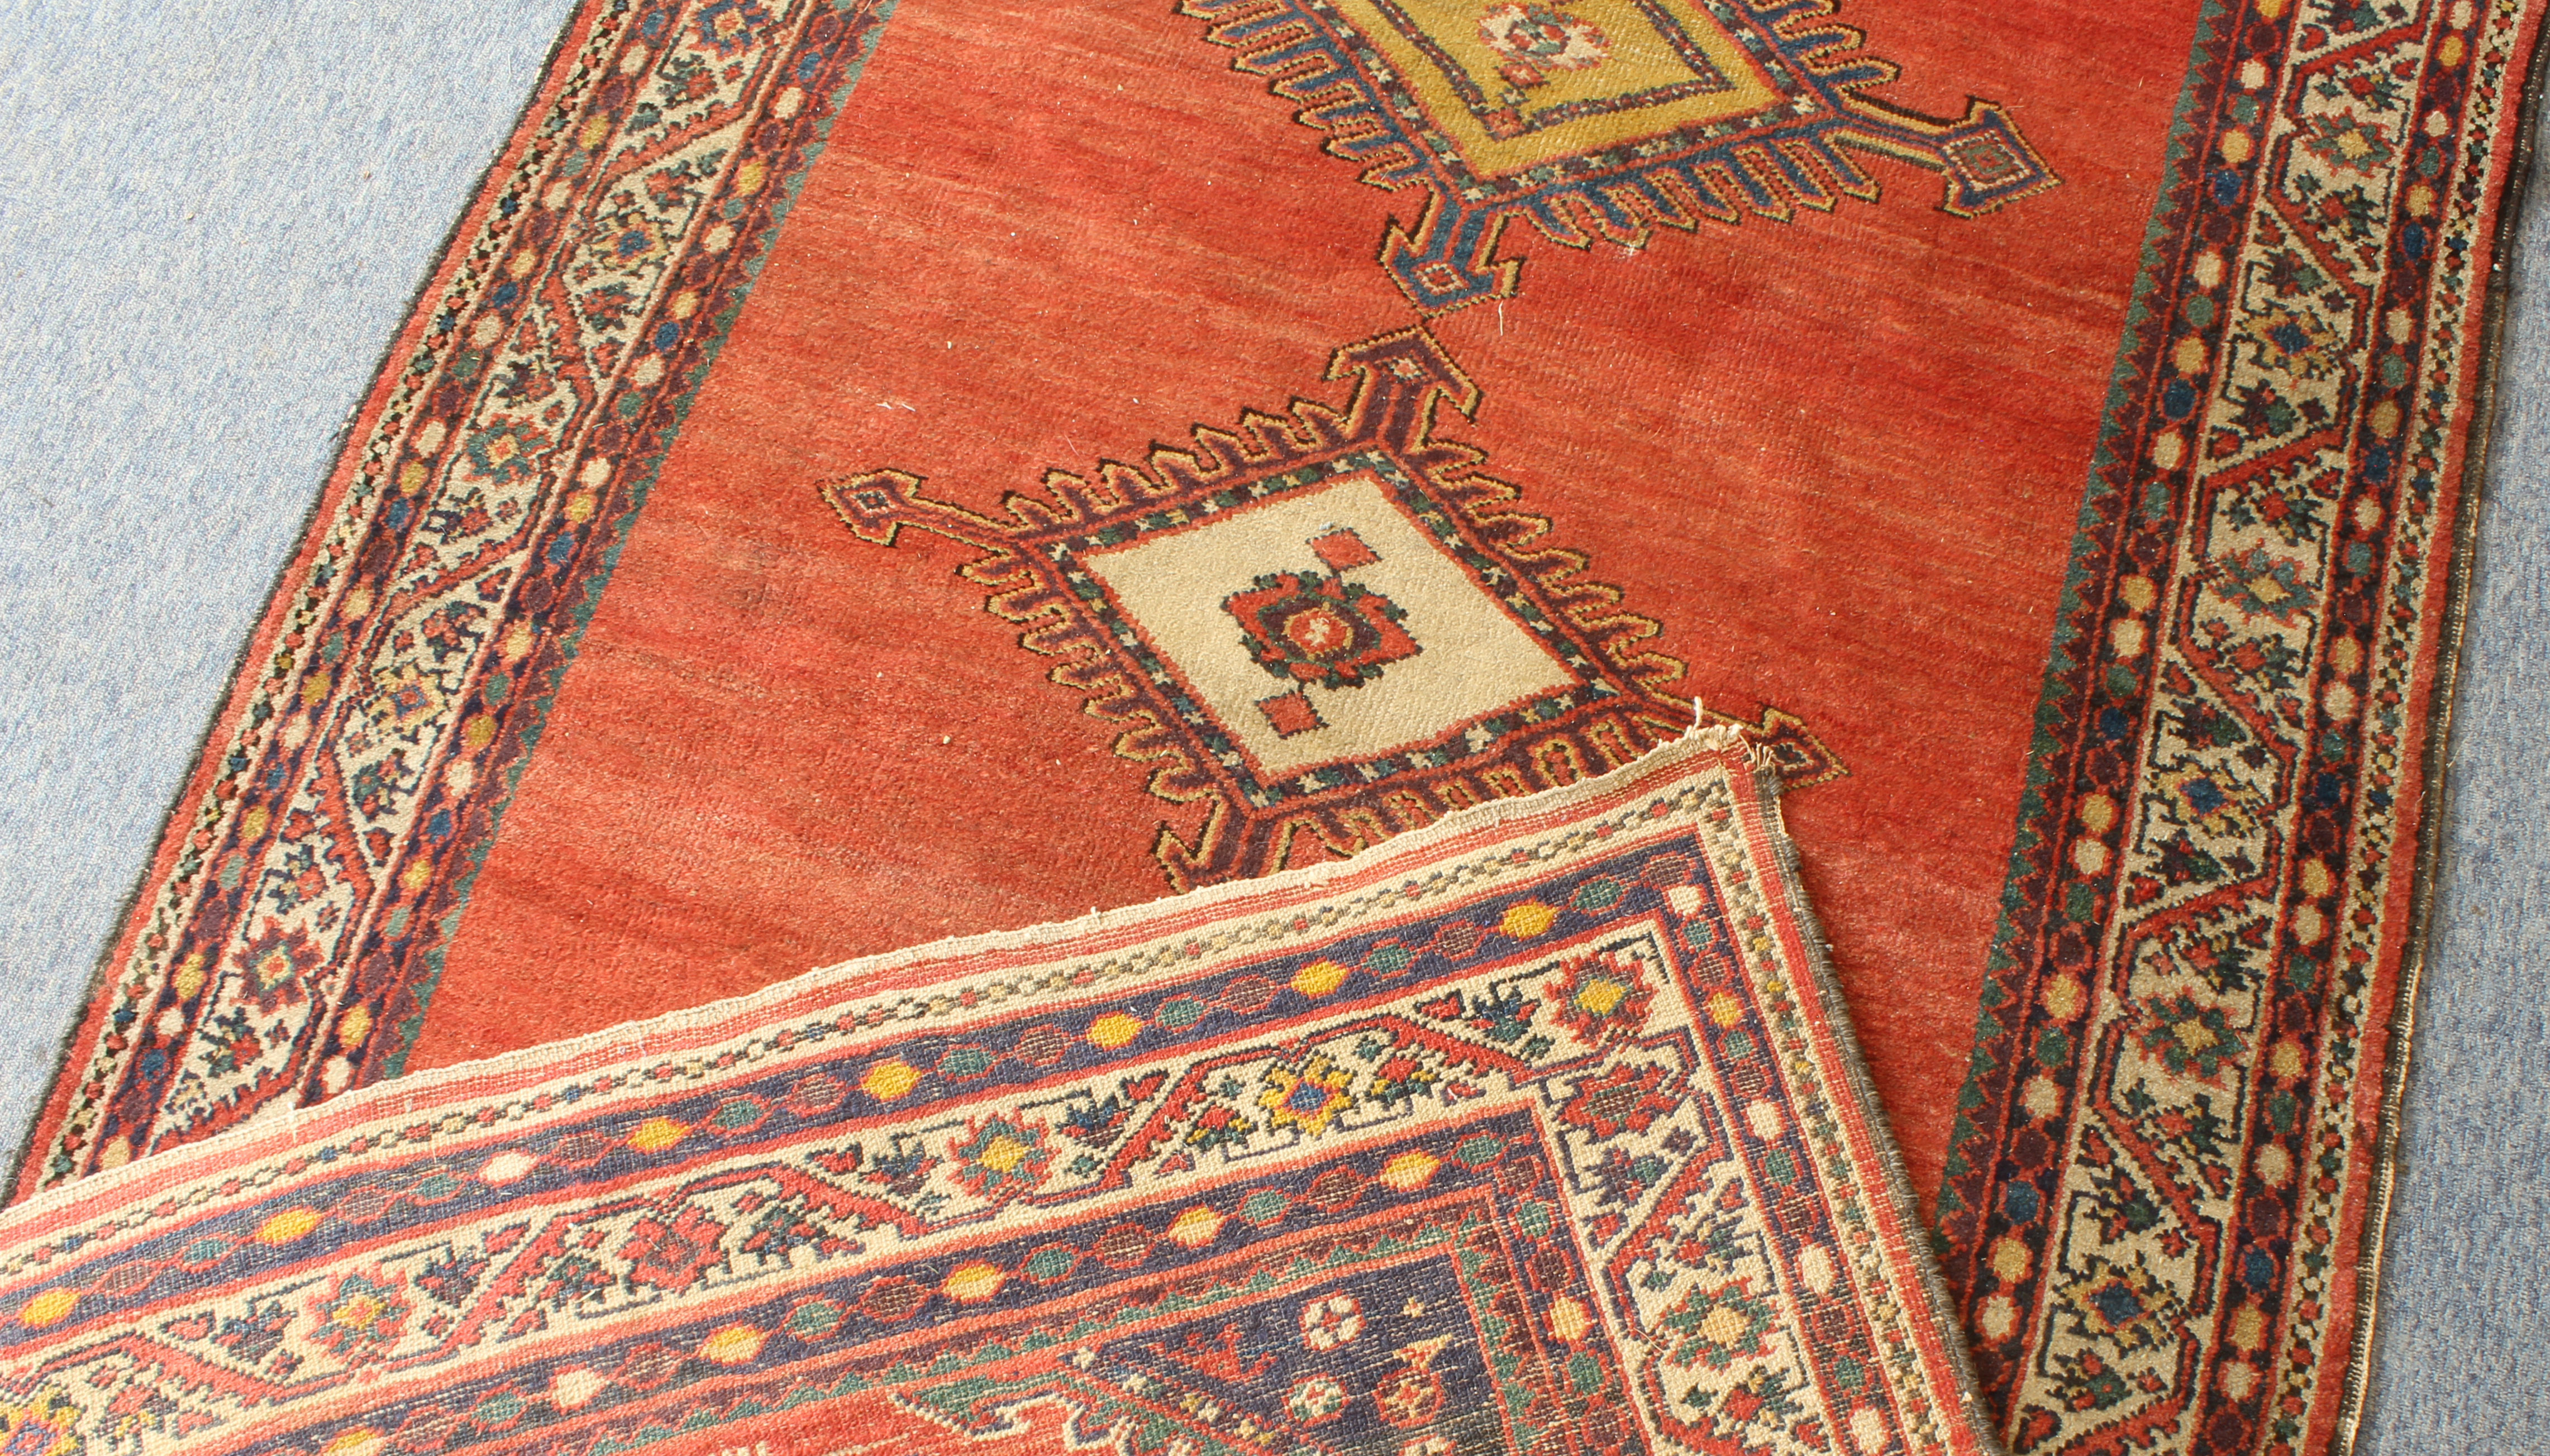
<box><xmin>1935</xmin><ymin>0</ymin><xmax>2536</xmax><ymax>1450</ymax></box>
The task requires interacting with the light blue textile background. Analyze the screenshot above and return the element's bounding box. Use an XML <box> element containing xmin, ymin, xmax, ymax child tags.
<box><xmin>0</xmin><ymin>2</ymin><xmax>2534</xmax><ymax>1448</ymax></box>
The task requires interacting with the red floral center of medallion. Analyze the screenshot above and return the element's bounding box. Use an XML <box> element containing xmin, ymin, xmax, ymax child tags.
<box><xmin>1224</xmin><ymin>569</ymin><xmax>1421</xmax><ymax>691</ymax></box>
<box><xmin>1283</xmin><ymin>603</ymin><xmax>1357</xmax><ymax>657</ymax></box>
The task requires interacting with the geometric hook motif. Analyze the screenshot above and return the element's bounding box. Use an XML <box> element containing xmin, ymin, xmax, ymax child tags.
<box><xmin>1184</xmin><ymin>0</ymin><xmax>2058</xmax><ymax>311</ymax></box>
<box><xmin>825</xmin><ymin>328</ymin><xmax>1842</xmax><ymax>889</ymax></box>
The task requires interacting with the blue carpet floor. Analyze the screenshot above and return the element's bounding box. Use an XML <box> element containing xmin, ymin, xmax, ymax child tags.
<box><xmin>2353</xmin><ymin>117</ymin><xmax>2550</xmax><ymax>1456</ymax></box>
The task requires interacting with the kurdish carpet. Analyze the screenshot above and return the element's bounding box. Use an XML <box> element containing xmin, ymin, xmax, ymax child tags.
<box><xmin>0</xmin><ymin>729</ymin><xmax>2008</xmax><ymax>1456</ymax></box>
<box><xmin>16</xmin><ymin>0</ymin><xmax>2543</xmax><ymax>1452</ymax></box>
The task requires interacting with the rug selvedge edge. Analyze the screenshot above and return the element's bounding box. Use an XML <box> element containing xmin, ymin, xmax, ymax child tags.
<box><xmin>0</xmin><ymin>1</ymin><xmax>636</xmax><ymax>1211</ymax></box>
<box><xmin>1748</xmin><ymin>771</ymin><xmax>2016</xmax><ymax>1456</ymax></box>
<box><xmin>2323</xmin><ymin>12</ymin><xmax>2550</xmax><ymax>1450</ymax></box>
<box><xmin>1934</xmin><ymin>0</ymin><xmax>2548</xmax><ymax>1448</ymax></box>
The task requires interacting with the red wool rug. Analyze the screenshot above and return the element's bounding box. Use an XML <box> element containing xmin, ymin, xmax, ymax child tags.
<box><xmin>0</xmin><ymin>731</ymin><xmax>2004</xmax><ymax>1456</ymax></box>
<box><xmin>18</xmin><ymin>0</ymin><xmax>2542</xmax><ymax>1450</ymax></box>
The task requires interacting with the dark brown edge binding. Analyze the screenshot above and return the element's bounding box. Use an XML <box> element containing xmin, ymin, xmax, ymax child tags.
<box><xmin>2331</xmin><ymin>28</ymin><xmax>2550</xmax><ymax>1454</ymax></box>
<box><xmin>1751</xmin><ymin>763</ymin><xmax>2014</xmax><ymax>1456</ymax></box>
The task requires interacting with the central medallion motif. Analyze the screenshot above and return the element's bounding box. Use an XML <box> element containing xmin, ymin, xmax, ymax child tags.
<box><xmin>1184</xmin><ymin>0</ymin><xmax>2057</xmax><ymax>309</ymax></box>
<box><xmin>826</xmin><ymin>329</ymin><xmax>1841</xmax><ymax>886</ymax></box>
<box><xmin>1056</xmin><ymin>453</ymin><xmax>1582</xmax><ymax>780</ymax></box>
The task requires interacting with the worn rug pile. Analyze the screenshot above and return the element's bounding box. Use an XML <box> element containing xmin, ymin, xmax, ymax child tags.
<box><xmin>9</xmin><ymin>0</ymin><xmax>2541</xmax><ymax>1450</ymax></box>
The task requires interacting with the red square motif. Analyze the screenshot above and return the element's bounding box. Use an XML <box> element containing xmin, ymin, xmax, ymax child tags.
<box><xmin>1255</xmin><ymin>691</ymin><xmax>1326</xmax><ymax>738</ymax></box>
<box><xmin>1309</xmin><ymin>527</ymin><xmax>1380</xmax><ymax>572</ymax></box>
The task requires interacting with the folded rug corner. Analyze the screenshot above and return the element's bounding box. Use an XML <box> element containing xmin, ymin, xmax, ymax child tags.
<box><xmin>0</xmin><ymin>725</ymin><xmax>2002</xmax><ymax>1456</ymax></box>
